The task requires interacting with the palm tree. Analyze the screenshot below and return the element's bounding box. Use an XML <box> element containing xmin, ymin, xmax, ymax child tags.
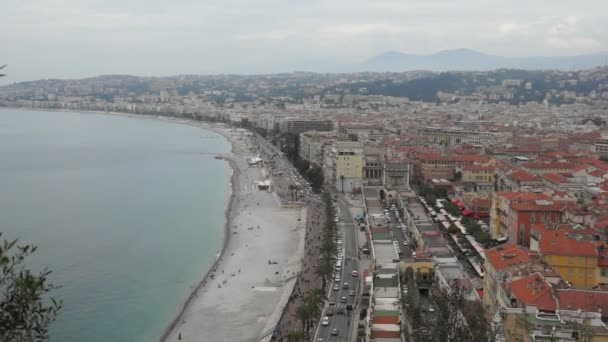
<box><xmin>286</xmin><ymin>331</ymin><xmax>305</xmax><ymax>342</ymax></box>
<box><xmin>315</xmin><ymin>257</ymin><xmax>333</xmax><ymax>291</ymax></box>
<box><xmin>293</xmin><ymin>304</ymin><xmax>312</xmax><ymax>337</ymax></box>
<box><xmin>305</xmin><ymin>288</ymin><xmax>326</xmax><ymax>318</ymax></box>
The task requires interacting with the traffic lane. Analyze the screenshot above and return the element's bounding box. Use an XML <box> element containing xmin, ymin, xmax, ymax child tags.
<box><xmin>320</xmin><ymin>216</ymin><xmax>359</xmax><ymax>340</ymax></box>
<box><xmin>319</xmin><ymin>229</ymin><xmax>348</xmax><ymax>341</ymax></box>
<box><xmin>321</xmin><ymin>262</ymin><xmax>358</xmax><ymax>341</ymax></box>
<box><xmin>388</xmin><ymin>210</ymin><xmax>412</xmax><ymax>258</ymax></box>
<box><xmin>336</xmin><ymin>199</ymin><xmax>361</xmax><ymax>341</ymax></box>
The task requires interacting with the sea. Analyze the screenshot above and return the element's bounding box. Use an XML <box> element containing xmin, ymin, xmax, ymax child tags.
<box><xmin>0</xmin><ymin>109</ymin><xmax>231</xmax><ymax>342</ymax></box>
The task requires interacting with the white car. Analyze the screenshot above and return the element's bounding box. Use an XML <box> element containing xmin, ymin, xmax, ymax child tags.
<box><xmin>322</xmin><ymin>316</ymin><xmax>330</xmax><ymax>326</ymax></box>
<box><xmin>352</xmin><ymin>270</ymin><xmax>358</xmax><ymax>277</ymax></box>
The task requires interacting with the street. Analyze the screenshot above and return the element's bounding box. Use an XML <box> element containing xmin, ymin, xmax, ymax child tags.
<box><xmin>314</xmin><ymin>194</ymin><xmax>361</xmax><ymax>342</ymax></box>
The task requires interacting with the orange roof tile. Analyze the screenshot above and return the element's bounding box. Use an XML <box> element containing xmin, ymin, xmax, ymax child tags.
<box><xmin>510</xmin><ymin>202</ymin><xmax>561</xmax><ymax>212</ymax></box>
<box><xmin>509</xmin><ymin>170</ymin><xmax>541</xmax><ymax>182</ymax></box>
<box><xmin>539</xmin><ymin>230</ymin><xmax>599</xmax><ymax>256</ymax></box>
<box><xmin>543</xmin><ymin>173</ymin><xmax>569</xmax><ymax>184</ymax></box>
<box><xmin>486</xmin><ymin>244</ymin><xmax>536</xmax><ymax>271</ymax></box>
<box><xmin>508</xmin><ymin>273</ymin><xmax>556</xmax><ymax>311</ymax></box>
<box><xmin>557</xmin><ymin>289</ymin><xmax>608</xmax><ymax>316</ymax></box>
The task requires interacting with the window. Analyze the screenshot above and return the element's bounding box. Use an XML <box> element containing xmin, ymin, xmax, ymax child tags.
<box><xmin>579</xmin><ymin>257</ymin><xmax>585</xmax><ymax>265</ymax></box>
<box><xmin>589</xmin><ymin>270</ymin><xmax>594</xmax><ymax>278</ymax></box>
<box><xmin>546</xmin><ymin>255</ymin><xmax>552</xmax><ymax>262</ymax></box>
<box><xmin>568</xmin><ymin>268</ymin><xmax>574</xmax><ymax>276</ymax></box>
<box><xmin>568</xmin><ymin>256</ymin><xmax>574</xmax><ymax>264</ymax></box>
<box><xmin>601</xmin><ymin>268</ymin><xmax>608</xmax><ymax>277</ymax></box>
<box><xmin>578</xmin><ymin>269</ymin><xmax>584</xmax><ymax>277</ymax></box>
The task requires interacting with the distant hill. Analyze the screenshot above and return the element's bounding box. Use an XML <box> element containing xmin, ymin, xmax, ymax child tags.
<box><xmin>361</xmin><ymin>49</ymin><xmax>608</xmax><ymax>72</ymax></box>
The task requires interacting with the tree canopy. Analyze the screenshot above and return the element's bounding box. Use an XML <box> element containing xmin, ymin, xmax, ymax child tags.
<box><xmin>0</xmin><ymin>233</ymin><xmax>62</xmax><ymax>342</ymax></box>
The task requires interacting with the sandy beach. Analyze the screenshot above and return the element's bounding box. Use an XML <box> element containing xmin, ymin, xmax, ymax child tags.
<box><xmin>156</xmin><ymin>121</ymin><xmax>305</xmax><ymax>342</ymax></box>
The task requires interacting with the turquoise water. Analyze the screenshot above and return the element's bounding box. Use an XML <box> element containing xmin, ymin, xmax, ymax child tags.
<box><xmin>0</xmin><ymin>109</ymin><xmax>231</xmax><ymax>342</ymax></box>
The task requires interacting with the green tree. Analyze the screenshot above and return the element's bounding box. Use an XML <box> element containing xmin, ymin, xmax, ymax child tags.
<box><xmin>286</xmin><ymin>331</ymin><xmax>305</xmax><ymax>342</ymax></box>
<box><xmin>0</xmin><ymin>233</ymin><xmax>62</xmax><ymax>342</ymax></box>
<box><xmin>293</xmin><ymin>304</ymin><xmax>312</xmax><ymax>336</ymax></box>
<box><xmin>304</xmin><ymin>288</ymin><xmax>326</xmax><ymax>332</ymax></box>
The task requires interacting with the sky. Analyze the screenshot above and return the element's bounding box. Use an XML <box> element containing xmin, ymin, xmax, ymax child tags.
<box><xmin>1</xmin><ymin>0</ymin><xmax>607</xmax><ymax>83</ymax></box>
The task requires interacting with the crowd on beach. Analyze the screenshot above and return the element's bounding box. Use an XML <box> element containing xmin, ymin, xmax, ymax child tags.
<box><xmin>271</xmin><ymin>197</ymin><xmax>326</xmax><ymax>341</ymax></box>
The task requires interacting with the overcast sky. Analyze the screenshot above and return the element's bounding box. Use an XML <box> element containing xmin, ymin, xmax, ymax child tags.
<box><xmin>1</xmin><ymin>0</ymin><xmax>607</xmax><ymax>83</ymax></box>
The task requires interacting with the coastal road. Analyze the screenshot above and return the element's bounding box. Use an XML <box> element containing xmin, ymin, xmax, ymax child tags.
<box><xmin>315</xmin><ymin>193</ymin><xmax>360</xmax><ymax>341</ymax></box>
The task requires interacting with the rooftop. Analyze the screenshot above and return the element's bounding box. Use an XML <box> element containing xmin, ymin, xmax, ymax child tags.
<box><xmin>486</xmin><ymin>244</ymin><xmax>537</xmax><ymax>271</ymax></box>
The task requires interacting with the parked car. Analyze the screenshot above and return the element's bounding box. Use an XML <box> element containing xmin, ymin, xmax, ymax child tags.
<box><xmin>322</xmin><ymin>316</ymin><xmax>329</xmax><ymax>326</ymax></box>
<box><xmin>333</xmin><ymin>285</ymin><xmax>340</xmax><ymax>291</ymax></box>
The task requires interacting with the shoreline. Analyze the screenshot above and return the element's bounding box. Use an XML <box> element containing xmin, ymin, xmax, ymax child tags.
<box><xmin>1</xmin><ymin>106</ymin><xmax>305</xmax><ymax>341</ymax></box>
<box><xmin>157</xmin><ymin>133</ymin><xmax>239</xmax><ymax>342</ymax></box>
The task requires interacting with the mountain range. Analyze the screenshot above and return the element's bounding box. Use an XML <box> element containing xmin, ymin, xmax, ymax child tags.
<box><xmin>359</xmin><ymin>49</ymin><xmax>608</xmax><ymax>72</ymax></box>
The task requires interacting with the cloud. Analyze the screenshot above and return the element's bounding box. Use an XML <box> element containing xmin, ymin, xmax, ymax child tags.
<box><xmin>544</xmin><ymin>15</ymin><xmax>600</xmax><ymax>50</ymax></box>
<box><xmin>1</xmin><ymin>0</ymin><xmax>607</xmax><ymax>82</ymax></box>
<box><xmin>236</xmin><ymin>31</ymin><xmax>297</xmax><ymax>41</ymax></box>
<box><xmin>497</xmin><ymin>23</ymin><xmax>530</xmax><ymax>37</ymax></box>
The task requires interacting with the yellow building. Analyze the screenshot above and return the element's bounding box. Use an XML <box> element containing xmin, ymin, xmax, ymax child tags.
<box><xmin>461</xmin><ymin>164</ymin><xmax>495</xmax><ymax>183</ymax></box>
<box><xmin>539</xmin><ymin>229</ymin><xmax>600</xmax><ymax>288</ymax></box>
<box><xmin>330</xmin><ymin>141</ymin><xmax>363</xmax><ymax>193</ymax></box>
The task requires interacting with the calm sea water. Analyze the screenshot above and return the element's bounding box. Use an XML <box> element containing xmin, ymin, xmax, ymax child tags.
<box><xmin>0</xmin><ymin>109</ymin><xmax>231</xmax><ymax>342</ymax></box>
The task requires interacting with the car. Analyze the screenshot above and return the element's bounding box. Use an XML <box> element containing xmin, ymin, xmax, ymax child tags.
<box><xmin>328</xmin><ymin>301</ymin><xmax>336</xmax><ymax>306</ymax></box>
<box><xmin>352</xmin><ymin>270</ymin><xmax>358</xmax><ymax>277</ymax></box>
<box><xmin>343</xmin><ymin>283</ymin><xmax>349</xmax><ymax>289</ymax></box>
<box><xmin>334</xmin><ymin>276</ymin><xmax>341</xmax><ymax>282</ymax></box>
<box><xmin>326</xmin><ymin>308</ymin><xmax>334</xmax><ymax>316</ymax></box>
<box><xmin>429</xmin><ymin>307</ymin><xmax>436</xmax><ymax>313</ymax></box>
<box><xmin>333</xmin><ymin>285</ymin><xmax>340</xmax><ymax>291</ymax></box>
<box><xmin>340</xmin><ymin>296</ymin><xmax>347</xmax><ymax>303</ymax></box>
<box><xmin>321</xmin><ymin>316</ymin><xmax>329</xmax><ymax>326</ymax></box>
<box><xmin>349</xmin><ymin>290</ymin><xmax>355</xmax><ymax>296</ymax></box>
<box><xmin>403</xmin><ymin>241</ymin><xmax>408</xmax><ymax>246</ymax></box>
<box><xmin>337</xmin><ymin>307</ymin><xmax>344</xmax><ymax>314</ymax></box>
<box><xmin>334</xmin><ymin>218</ymin><xmax>339</xmax><ymax>222</ymax></box>
<box><xmin>331</xmin><ymin>328</ymin><xmax>339</xmax><ymax>336</ymax></box>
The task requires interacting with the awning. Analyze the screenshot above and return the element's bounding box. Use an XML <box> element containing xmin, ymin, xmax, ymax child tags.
<box><xmin>456</xmin><ymin>203</ymin><xmax>465</xmax><ymax>209</ymax></box>
<box><xmin>451</xmin><ymin>198</ymin><xmax>460</xmax><ymax>204</ymax></box>
<box><xmin>462</xmin><ymin>209</ymin><xmax>472</xmax><ymax>216</ymax></box>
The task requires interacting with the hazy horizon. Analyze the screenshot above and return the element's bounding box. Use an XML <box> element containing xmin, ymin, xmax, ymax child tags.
<box><xmin>2</xmin><ymin>0</ymin><xmax>608</xmax><ymax>83</ymax></box>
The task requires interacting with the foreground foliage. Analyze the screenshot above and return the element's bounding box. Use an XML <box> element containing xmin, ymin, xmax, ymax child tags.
<box><xmin>0</xmin><ymin>233</ymin><xmax>62</xmax><ymax>342</ymax></box>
